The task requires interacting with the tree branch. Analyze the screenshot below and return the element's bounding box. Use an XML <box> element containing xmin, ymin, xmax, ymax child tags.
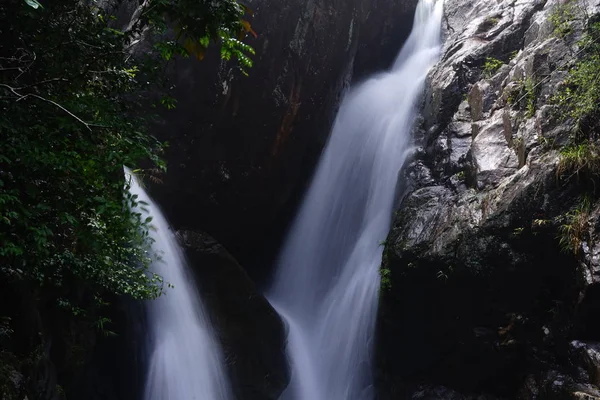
<box><xmin>0</xmin><ymin>83</ymin><xmax>92</xmax><ymax>132</ymax></box>
<box><xmin>15</xmin><ymin>78</ymin><xmax>68</xmax><ymax>91</ymax></box>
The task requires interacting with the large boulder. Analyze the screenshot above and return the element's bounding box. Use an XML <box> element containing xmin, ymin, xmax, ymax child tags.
<box><xmin>177</xmin><ymin>230</ymin><xmax>289</xmax><ymax>400</ymax></box>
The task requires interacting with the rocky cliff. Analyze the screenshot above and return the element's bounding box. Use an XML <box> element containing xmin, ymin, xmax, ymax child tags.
<box><xmin>379</xmin><ymin>0</ymin><xmax>600</xmax><ymax>398</ymax></box>
<box><xmin>149</xmin><ymin>0</ymin><xmax>419</xmax><ymax>278</ymax></box>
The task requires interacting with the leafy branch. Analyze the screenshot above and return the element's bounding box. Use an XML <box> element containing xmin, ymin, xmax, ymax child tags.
<box><xmin>0</xmin><ymin>83</ymin><xmax>94</xmax><ymax>131</ymax></box>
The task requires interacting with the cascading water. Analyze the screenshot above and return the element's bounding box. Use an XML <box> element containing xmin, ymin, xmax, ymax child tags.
<box><xmin>125</xmin><ymin>168</ymin><xmax>231</xmax><ymax>400</ymax></box>
<box><xmin>267</xmin><ymin>1</ymin><xmax>444</xmax><ymax>399</ymax></box>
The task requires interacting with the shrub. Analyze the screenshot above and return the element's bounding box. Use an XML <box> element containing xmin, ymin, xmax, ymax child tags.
<box><xmin>549</xmin><ymin>0</ymin><xmax>576</xmax><ymax>38</ymax></box>
<box><xmin>557</xmin><ymin>142</ymin><xmax>600</xmax><ymax>180</ymax></box>
<box><xmin>558</xmin><ymin>197</ymin><xmax>591</xmax><ymax>255</ymax></box>
<box><xmin>483</xmin><ymin>57</ymin><xmax>504</xmax><ymax>78</ymax></box>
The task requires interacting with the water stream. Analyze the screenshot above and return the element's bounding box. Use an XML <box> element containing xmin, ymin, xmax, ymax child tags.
<box><xmin>125</xmin><ymin>168</ymin><xmax>232</xmax><ymax>400</ymax></box>
<box><xmin>267</xmin><ymin>1</ymin><xmax>444</xmax><ymax>398</ymax></box>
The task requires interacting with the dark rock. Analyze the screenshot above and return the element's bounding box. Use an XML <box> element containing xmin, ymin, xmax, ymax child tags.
<box><xmin>409</xmin><ymin>385</ymin><xmax>503</xmax><ymax>400</ymax></box>
<box><xmin>570</xmin><ymin>341</ymin><xmax>600</xmax><ymax>387</ymax></box>
<box><xmin>149</xmin><ymin>0</ymin><xmax>420</xmax><ymax>280</ymax></box>
<box><xmin>177</xmin><ymin>230</ymin><xmax>289</xmax><ymax>400</ymax></box>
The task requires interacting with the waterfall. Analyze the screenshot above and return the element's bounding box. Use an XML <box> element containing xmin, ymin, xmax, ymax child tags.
<box><xmin>266</xmin><ymin>1</ymin><xmax>444</xmax><ymax>399</ymax></box>
<box><xmin>125</xmin><ymin>168</ymin><xmax>231</xmax><ymax>400</ymax></box>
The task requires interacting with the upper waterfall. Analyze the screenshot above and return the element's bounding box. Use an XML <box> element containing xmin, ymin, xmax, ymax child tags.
<box><xmin>266</xmin><ymin>0</ymin><xmax>444</xmax><ymax>398</ymax></box>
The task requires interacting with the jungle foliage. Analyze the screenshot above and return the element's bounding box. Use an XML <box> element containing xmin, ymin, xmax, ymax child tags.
<box><xmin>1</xmin><ymin>0</ymin><xmax>254</xmax><ymax>396</ymax></box>
<box><xmin>0</xmin><ymin>0</ymin><xmax>253</xmax><ymax>342</ymax></box>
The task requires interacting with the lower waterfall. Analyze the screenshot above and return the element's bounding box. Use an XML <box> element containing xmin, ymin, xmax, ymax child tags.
<box><xmin>266</xmin><ymin>1</ymin><xmax>444</xmax><ymax>399</ymax></box>
<box><xmin>125</xmin><ymin>168</ymin><xmax>232</xmax><ymax>400</ymax></box>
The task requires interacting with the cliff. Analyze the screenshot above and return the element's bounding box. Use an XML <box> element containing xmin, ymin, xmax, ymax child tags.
<box><xmin>379</xmin><ymin>0</ymin><xmax>600</xmax><ymax>398</ymax></box>
<box><xmin>148</xmin><ymin>0</ymin><xmax>419</xmax><ymax>278</ymax></box>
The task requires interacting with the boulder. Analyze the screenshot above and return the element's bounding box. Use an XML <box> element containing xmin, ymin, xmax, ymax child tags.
<box><xmin>177</xmin><ymin>230</ymin><xmax>289</xmax><ymax>400</ymax></box>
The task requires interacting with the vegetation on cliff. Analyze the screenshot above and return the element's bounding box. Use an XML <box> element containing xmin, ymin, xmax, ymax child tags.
<box><xmin>0</xmin><ymin>0</ymin><xmax>253</xmax><ymax>397</ymax></box>
<box><xmin>378</xmin><ymin>0</ymin><xmax>600</xmax><ymax>398</ymax></box>
<box><xmin>551</xmin><ymin>1</ymin><xmax>600</xmax><ymax>254</ymax></box>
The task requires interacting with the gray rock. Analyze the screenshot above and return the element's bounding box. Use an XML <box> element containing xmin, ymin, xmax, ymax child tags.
<box><xmin>379</xmin><ymin>0</ymin><xmax>600</xmax><ymax>398</ymax></box>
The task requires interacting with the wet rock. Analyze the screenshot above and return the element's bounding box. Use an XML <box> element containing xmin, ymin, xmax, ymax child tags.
<box><xmin>378</xmin><ymin>0</ymin><xmax>600</xmax><ymax>398</ymax></box>
<box><xmin>177</xmin><ymin>230</ymin><xmax>289</xmax><ymax>400</ymax></box>
<box><xmin>410</xmin><ymin>385</ymin><xmax>503</xmax><ymax>400</ymax></box>
<box><xmin>571</xmin><ymin>341</ymin><xmax>600</xmax><ymax>387</ymax></box>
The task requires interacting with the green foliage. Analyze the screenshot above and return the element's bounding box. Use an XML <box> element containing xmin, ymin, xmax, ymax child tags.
<box><xmin>482</xmin><ymin>57</ymin><xmax>504</xmax><ymax>78</ymax></box>
<box><xmin>524</xmin><ymin>77</ymin><xmax>537</xmax><ymax>118</ymax></box>
<box><xmin>506</xmin><ymin>77</ymin><xmax>537</xmax><ymax>117</ymax></box>
<box><xmin>380</xmin><ymin>267</ymin><xmax>392</xmax><ymax>292</ymax></box>
<box><xmin>160</xmin><ymin>95</ymin><xmax>178</xmax><ymax>110</ymax></box>
<box><xmin>94</xmin><ymin>316</ymin><xmax>117</xmax><ymax>337</ymax></box>
<box><xmin>0</xmin><ymin>0</ymin><xmax>169</xmax><ymax>303</ymax></box>
<box><xmin>557</xmin><ymin>142</ymin><xmax>600</xmax><ymax>179</ymax></box>
<box><xmin>486</xmin><ymin>16</ymin><xmax>500</xmax><ymax>27</ymax></box>
<box><xmin>558</xmin><ymin>197</ymin><xmax>591</xmax><ymax>255</ymax></box>
<box><xmin>1</xmin><ymin>1</ymin><xmax>255</xmax><ymax>395</ymax></box>
<box><xmin>512</xmin><ymin>227</ymin><xmax>525</xmax><ymax>237</ymax></box>
<box><xmin>553</xmin><ymin>21</ymin><xmax>600</xmax><ymax>134</ymax></box>
<box><xmin>554</xmin><ymin>21</ymin><xmax>600</xmax><ymax>183</ymax></box>
<box><xmin>549</xmin><ymin>0</ymin><xmax>576</xmax><ymax>38</ymax></box>
<box><xmin>138</xmin><ymin>0</ymin><xmax>256</xmax><ymax>73</ymax></box>
<box><xmin>1</xmin><ymin>0</ymin><xmax>254</xmax><ymax>314</ymax></box>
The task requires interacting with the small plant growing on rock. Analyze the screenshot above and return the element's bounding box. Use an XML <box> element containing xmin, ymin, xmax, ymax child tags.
<box><xmin>533</xmin><ymin>219</ymin><xmax>551</xmax><ymax>227</ymax></box>
<box><xmin>552</xmin><ymin>21</ymin><xmax>600</xmax><ymax>189</ymax></box>
<box><xmin>537</xmin><ymin>133</ymin><xmax>556</xmax><ymax>149</ymax></box>
<box><xmin>558</xmin><ymin>197</ymin><xmax>591</xmax><ymax>255</ymax></box>
<box><xmin>524</xmin><ymin>77</ymin><xmax>537</xmax><ymax>118</ymax></box>
<box><xmin>512</xmin><ymin>227</ymin><xmax>525</xmax><ymax>237</ymax></box>
<box><xmin>380</xmin><ymin>266</ymin><xmax>392</xmax><ymax>291</ymax></box>
<box><xmin>557</xmin><ymin>142</ymin><xmax>600</xmax><ymax>180</ymax></box>
<box><xmin>482</xmin><ymin>57</ymin><xmax>504</xmax><ymax>78</ymax></box>
<box><xmin>505</xmin><ymin>83</ymin><xmax>520</xmax><ymax>106</ymax></box>
<box><xmin>506</xmin><ymin>77</ymin><xmax>538</xmax><ymax>117</ymax></box>
<box><xmin>488</xmin><ymin>16</ymin><xmax>500</xmax><ymax>26</ymax></box>
<box><xmin>477</xmin><ymin>15</ymin><xmax>502</xmax><ymax>34</ymax></box>
<box><xmin>549</xmin><ymin>0</ymin><xmax>576</xmax><ymax>38</ymax></box>
<box><xmin>511</xmin><ymin>135</ymin><xmax>524</xmax><ymax>151</ymax></box>
<box><xmin>553</xmin><ymin>22</ymin><xmax>600</xmax><ymax>134</ymax></box>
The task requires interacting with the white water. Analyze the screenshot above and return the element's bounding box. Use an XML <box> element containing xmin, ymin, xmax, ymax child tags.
<box><xmin>125</xmin><ymin>168</ymin><xmax>231</xmax><ymax>400</ymax></box>
<box><xmin>267</xmin><ymin>1</ymin><xmax>444</xmax><ymax>399</ymax></box>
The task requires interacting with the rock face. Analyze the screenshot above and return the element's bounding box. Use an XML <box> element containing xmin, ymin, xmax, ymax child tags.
<box><xmin>0</xmin><ymin>278</ymin><xmax>144</xmax><ymax>400</ymax></box>
<box><xmin>176</xmin><ymin>230</ymin><xmax>289</xmax><ymax>400</ymax></box>
<box><xmin>379</xmin><ymin>0</ymin><xmax>600</xmax><ymax>398</ymax></box>
<box><xmin>149</xmin><ymin>0</ymin><xmax>419</xmax><ymax>278</ymax></box>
